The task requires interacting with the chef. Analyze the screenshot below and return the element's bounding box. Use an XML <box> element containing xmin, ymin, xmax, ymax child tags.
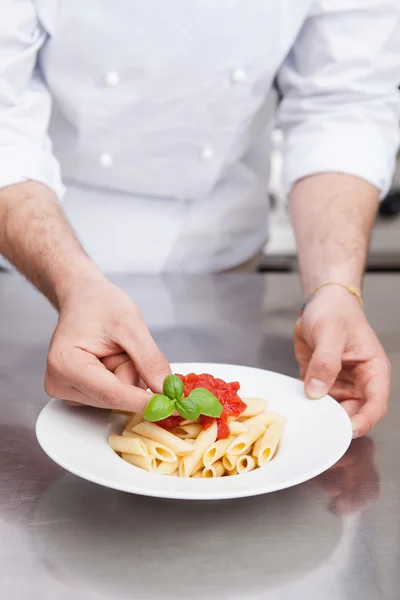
<box><xmin>0</xmin><ymin>0</ymin><xmax>399</xmax><ymax>436</ymax></box>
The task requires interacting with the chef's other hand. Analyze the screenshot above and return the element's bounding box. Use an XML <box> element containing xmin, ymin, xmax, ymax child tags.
<box><xmin>294</xmin><ymin>286</ymin><xmax>391</xmax><ymax>437</ymax></box>
<box><xmin>45</xmin><ymin>278</ymin><xmax>171</xmax><ymax>412</ymax></box>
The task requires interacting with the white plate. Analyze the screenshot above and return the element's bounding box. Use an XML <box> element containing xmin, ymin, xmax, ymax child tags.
<box><xmin>36</xmin><ymin>362</ymin><xmax>352</xmax><ymax>500</ymax></box>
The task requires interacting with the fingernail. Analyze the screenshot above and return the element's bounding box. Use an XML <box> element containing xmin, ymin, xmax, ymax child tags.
<box><xmin>306</xmin><ymin>378</ymin><xmax>328</xmax><ymax>399</ymax></box>
<box><xmin>351</xmin><ymin>417</ymin><xmax>361</xmax><ymax>438</ymax></box>
<box><xmin>351</xmin><ymin>420</ymin><xmax>360</xmax><ymax>439</ymax></box>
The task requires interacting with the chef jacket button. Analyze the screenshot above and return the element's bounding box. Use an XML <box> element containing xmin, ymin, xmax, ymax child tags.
<box><xmin>231</xmin><ymin>68</ymin><xmax>246</xmax><ymax>83</ymax></box>
<box><xmin>105</xmin><ymin>71</ymin><xmax>120</xmax><ymax>86</ymax></box>
<box><xmin>99</xmin><ymin>152</ymin><xmax>113</xmax><ymax>167</ymax></box>
<box><xmin>200</xmin><ymin>146</ymin><xmax>215</xmax><ymax>161</ymax></box>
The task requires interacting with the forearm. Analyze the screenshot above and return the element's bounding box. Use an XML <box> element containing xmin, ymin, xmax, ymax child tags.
<box><xmin>0</xmin><ymin>181</ymin><xmax>104</xmax><ymax>308</ymax></box>
<box><xmin>289</xmin><ymin>173</ymin><xmax>379</xmax><ymax>296</ymax></box>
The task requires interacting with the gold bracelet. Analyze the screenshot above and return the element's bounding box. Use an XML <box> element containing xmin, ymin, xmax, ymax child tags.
<box><xmin>300</xmin><ymin>281</ymin><xmax>364</xmax><ymax>316</ymax></box>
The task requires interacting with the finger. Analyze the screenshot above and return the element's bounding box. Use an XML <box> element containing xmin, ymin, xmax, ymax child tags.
<box><xmin>61</xmin><ymin>349</ymin><xmax>152</xmax><ymax>412</ymax></box>
<box><xmin>304</xmin><ymin>323</ymin><xmax>346</xmax><ymax>399</ymax></box>
<box><xmin>114</xmin><ymin>360</ymin><xmax>140</xmax><ymax>386</ymax></box>
<box><xmin>330</xmin><ymin>389</ymin><xmax>361</xmax><ymax>403</ymax></box>
<box><xmin>293</xmin><ymin>318</ymin><xmax>312</xmax><ymax>379</ymax></box>
<box><xmin>45</xmin><ymin>373</ymin><xmax>85</xmax><ymax>406</ymax></box>
<box><xmin>47</xmin><ymin>379</ymin><xmax>97</xmax><ymax>407</ymax></box>
<box><xmin>101</xmin><ymin>353</ymin><xmax>142</xmax><ymax>386</ymax></box>
<box><xmin>62</xmin><ymin>388</ymin><xmax>125</xmax><ymax>409</ymax></box>
<box><xmin>305</xmin><ymin>367</ymin><xmax>357</xmax><ymax>390</ymax></box>
<box><xmin>116</xmin><ymin>319</ymin><xmax>171</xmax><ymax>392</ymax></box>
<box><xmin>137</xmin><ymin>378</ymin><xmax>147</xmax><ymax>390</ymax></box>
<box><xmin>338</xmin><ymin>399</ymin><xmax>363</xmax><ymax>418</ymax></box>
<box><xmin>328</xmin><ymin>382</ymin><xmax>361</xmax><ymax>403</ymax></box>
<box><xmin>101</xmin><ymin>353</ymin><xmax>131</xmax><ymax>372</ymax></box>
<box><xmin>351</xmin><ymin>359</ymin><xmax>391</xmax><ymax>437</ymax></box>
<box><xmin>63</xmin><ymin>390</ymin><xmax>97</xmax><ymax>406</ymax></box>
<box><xmin>47</xmin><ymin>373</ymin><xmax>144</xmax><ymax>412</ymax></box>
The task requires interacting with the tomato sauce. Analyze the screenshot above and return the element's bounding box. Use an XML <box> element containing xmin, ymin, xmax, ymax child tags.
<box><xmin>176</xmin><ymin>372</ymin><xmax>247</xmax><ymax>440</ymax></box>
<box><xmin>157</xmin><ymin>415</ymin><xmax>184</xmax><ymax>430</ymax></box>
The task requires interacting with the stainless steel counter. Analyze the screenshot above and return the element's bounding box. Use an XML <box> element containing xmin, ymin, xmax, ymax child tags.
<box><xmin>1</xmin><ymin>272</ymin><xmax>400</xmax><ymax>599</ymax></box>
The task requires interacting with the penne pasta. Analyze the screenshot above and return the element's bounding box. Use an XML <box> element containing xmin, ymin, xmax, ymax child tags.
<box><xmin>227</xmin><ymin>412</ymin><xmax>280</xmax><ymax>456</ymax></box>
<box><xmin>121</xmin><ymin>453</ymin><xmax>157</xmax><ymax>472</ymax></box>
<box><xmin>112</xmin><ymin>409</ymin><xmax>132</xmax><ymax>416</ymax></box>
<box><xmin>203</xmin><ymin>436</ymin><xmax>234</xmax><ymax>468</ymax></box>
<box><xmin>108</xmin><ymin>374</ymin><xmax>285</xmax><ymax>479</ymax></box>
<box><xmin>191</xmin><ymin>470</ymin><xmax>203</xmax><ymax>478</ymax></box>
<box><xmin>157</xmin><ymin>459</ymin><xmax>180</xmax><ymax>475</ymax></box>
<box><xmin>108</xmin><ymin>434</ymin><xmax>148</xmax><ymax>457</ymax></box>
<box><xmin>171</xmin><ymin>423</ymin><xmax>202</xmax><ymax>439</ymax></box>
<box><xmin>236</xmin><ymin>454</ymin><xmax>256</xmax><ymax>474</ymax></box>
<box><xmin>202</xmin><ymin>460</ymin><xmax>225</xmax><ymax>478</ymax></box>
<box><xmin>124</xmin><ymin>412</ymin><xmax>144</xmax><ymax>432</ymax></box>
<box><xmin>180</xmin><ymin>419</ymin><xmax>200</xmax><ymax>426</ymax></box>
<box><xmin>240</xmin><ymin>397</ymin><xmax>268</xmax><ymax>417</ymax></box>
<box><xmin>253</xmin><ymin>417</ymin><xmax>285</xmax><ymax>466</ymax></box>
<box><xmin>179</xmin><ymin>422</ymin><xmax>218</xmax><ymax>478</ymax></box>
<box><xmin>127</xmin><ymin>434</ymin><xmax>177</xmax><ymax>463</ymax></box>
<box><xmin>252</xmin><ymin>435</ymin><xmax>262</xmax><ymax>461</ymax></box>
<box><xmin>228</xmin><ymin>420</ymin><xmax>247</xmax><ymax>435</ymax></box>
<box><xmin>132</xmin><ymin>422</ymin><xmax>195</xmax><ymax>456</ymax></box>
<box><xmin>222</xmin><ymin>454</ymin><xmax>237</xmax><ymax>471</ymax></box>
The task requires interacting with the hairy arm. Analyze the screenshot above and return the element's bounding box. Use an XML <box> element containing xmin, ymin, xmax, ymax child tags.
<box><xmin>289</xmin><ymin>173</ymin><xmax>379</xmax><ymax>295</ymax></box>
<box><xmin>290</xmin><ymin>173</ymin><xmax>390</xmax><ymax>437</ymax></box>
<box><xmin>0</xmin><ymin>180</ymin><xmax>170</xmax><ymax>408</ymax></box>
<box><xmin>0</xmin><ymin>181</ymin><xmax>104</xmax><ymax>307</ymax></box>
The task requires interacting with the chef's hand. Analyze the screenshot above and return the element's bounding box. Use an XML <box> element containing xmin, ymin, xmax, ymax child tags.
<box><xmin>45</xmin><ymin>279</ymin><xmax>171</xmax><ymax>411</ymax></box>
<box><xmin>294</xmin><ymin>286</ymin><xmax>391</xmax><ymax>437</ymax></box>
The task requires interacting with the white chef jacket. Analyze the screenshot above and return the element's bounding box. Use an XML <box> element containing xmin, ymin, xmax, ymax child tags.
<box><xmin>0</xmin><ymin>0</ymin><xmax>399</xmax><ymax>273</ymax></box>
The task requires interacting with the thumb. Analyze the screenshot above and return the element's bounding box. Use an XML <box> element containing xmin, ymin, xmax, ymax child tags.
<box><xmin>116</xmin><ymin>317</ymin><xmax>171</xmax><ymax>393</ymax></box>
<box><xmin>304</xmin><ymin>323</ymin><xmax>345</xmax><ymax>399</ymax></box>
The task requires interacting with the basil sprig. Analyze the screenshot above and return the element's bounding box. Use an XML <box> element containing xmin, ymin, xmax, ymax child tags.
<box><xmin>144</xmin><ymin>374</ymin><xmax>223</xmax><ymax>422</ymax></box>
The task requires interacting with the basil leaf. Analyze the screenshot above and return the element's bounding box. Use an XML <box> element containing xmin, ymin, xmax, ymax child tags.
<box><xmin>188</xmin><ymin>388</ymin><xmax>223</xmax><ymax>418</ymax></box>
<box><xmin>163</xmin><ymin>374</ymin><xmax>184</xmax><ymax>400</ymax></box>
<box><xmin>176</xmin><ymin>396</ymin><xmax>200</xmax><ymax>421</ymax></box>
<box><xmin>144</xmin><ymin>394</ymin><xmax>176</xmax><ymax>422</ymax></box>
